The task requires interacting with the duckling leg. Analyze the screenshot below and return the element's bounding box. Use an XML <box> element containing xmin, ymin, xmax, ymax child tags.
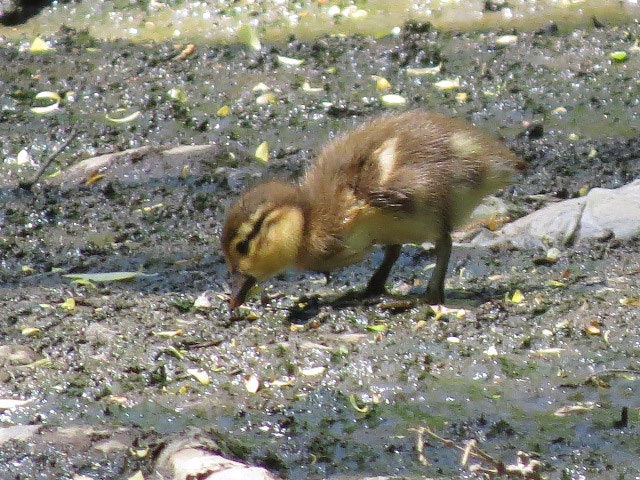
<box><xmin>425</xmin><ymin>232</ymin><xmax>452</xmax><ymax>304</ymax></box>
<box><xmin>364</xmin><ymin>244</ymin><xmax>401</xmax><ymax>296</ymax></box>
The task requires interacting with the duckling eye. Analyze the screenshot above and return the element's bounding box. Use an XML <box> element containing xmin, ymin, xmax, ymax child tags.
<box><xmin>236</xmin><ymin>239</ymin><xmax>250</xmax><ymax>255</ymax></box>
<box><xmin>234</xmin><ymin>211</ymin><xmax>268</xmax><ymax>257</ymax></box>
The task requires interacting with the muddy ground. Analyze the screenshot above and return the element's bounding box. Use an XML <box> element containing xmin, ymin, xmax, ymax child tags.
<box><xmin>1</xmin><ymin>18</ymin><xmax>640</xmax><ymax>480</ymax></box>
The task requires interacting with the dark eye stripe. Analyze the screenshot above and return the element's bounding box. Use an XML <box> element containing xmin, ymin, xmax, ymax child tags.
<box><xmin>236</xmin><ymin>211</ymin><xmax>268</xmax><ymax>255</ymax></box>
<box><xmin>236</xmin><ymin>238</ymin><xmax>250</xmax><ymax>255</ymax></box>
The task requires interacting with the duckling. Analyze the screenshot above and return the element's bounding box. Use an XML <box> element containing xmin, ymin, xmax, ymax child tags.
<box><xmin>222</xmin><ymin>109</ymin><xmax>525</xmax><ymax>308</ymax></box>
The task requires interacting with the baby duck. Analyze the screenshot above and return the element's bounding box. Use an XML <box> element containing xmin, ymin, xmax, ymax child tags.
<box><xmin>222</xmin><ymin>110</ymin><xmax>525</xmax><ymax>308</ymax></box>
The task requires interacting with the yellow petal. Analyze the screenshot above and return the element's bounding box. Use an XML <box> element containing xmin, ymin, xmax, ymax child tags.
<box><xmin>255</xmin><ymin>141</ymin><xmax>269</xmax><ymax>163</ymax></box>
<box><xmin>609</xmin><ymin>51</ymin><xmax>628</xmax><ymax>63</ymax></box>
<box><xmin>30</xmin><ymin>37</ymin><xmax>53</xmax><ymax>53</ymax></box>
<box><xmin>60</xmin><ymin>298</ymin><xmax>76</xmax><ymax>311</ymax></box>
<box><xmin>455</xmin><ymin>92</ymin><xmax>468</xmax><ymax>103</ymax></box>
<box><xmin>511</xmin><ymin>289</ymin><xmax>524</xmax><ymax>304</ymax></box>
<box><xmin>374</xmin><ymin>76</ymin><xmax>391</xmax><ymax>90</ymax></box>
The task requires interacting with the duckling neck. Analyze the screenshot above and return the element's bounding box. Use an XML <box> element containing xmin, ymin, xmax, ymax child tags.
<box><xmin>295</xmin><ymin>181</ymin><xmax>353</xmax><ymax>272</ymax></box>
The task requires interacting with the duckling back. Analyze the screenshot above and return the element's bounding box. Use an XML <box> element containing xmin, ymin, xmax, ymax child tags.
<box><xmin>300</xmin><ymin>109</ymin><xmax>524</xmax><ymax>251</ymax></box>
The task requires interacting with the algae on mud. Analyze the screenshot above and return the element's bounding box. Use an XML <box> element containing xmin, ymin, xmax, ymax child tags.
<box><xmin>1</xmin><ymin>9</ymin><xmax>640</xmax><ymax>480</ymax></box>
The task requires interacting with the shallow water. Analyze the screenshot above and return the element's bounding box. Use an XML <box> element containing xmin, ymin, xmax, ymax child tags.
<box><xmin>2</xmin><ymin>0</ymin><xmax>640</xmax><ymax>43</ymax></box>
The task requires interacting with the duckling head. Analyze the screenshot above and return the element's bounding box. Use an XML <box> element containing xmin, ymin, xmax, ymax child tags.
<box><xmin>222</xmin><ymin>181</ymin><xmax>306</xmax><ymax>308</ymax></box>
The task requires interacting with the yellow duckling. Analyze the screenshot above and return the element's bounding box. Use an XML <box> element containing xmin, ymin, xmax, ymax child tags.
<box><xmin>222</xmin><ymin>110</ymin><xmax>525</xmax><ymax>308</ymax></box>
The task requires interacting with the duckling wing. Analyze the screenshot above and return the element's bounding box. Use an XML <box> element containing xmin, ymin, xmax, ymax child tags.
<box><xmin>366</xmin><ymin>188</ymin><xmax>417</xmax><ymax>213</ymax></box>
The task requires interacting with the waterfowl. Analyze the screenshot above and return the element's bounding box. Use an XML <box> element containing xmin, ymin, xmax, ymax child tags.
<box><xmin>222</xmin><ymin>109</ymin><xmax>525</xmax><ymax>308</ymax></box>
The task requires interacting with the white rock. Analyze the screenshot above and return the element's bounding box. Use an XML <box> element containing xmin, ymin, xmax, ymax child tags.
<box><xmin>469</xmin><ymin>195</ymin><xmax>510</xmax><ymax>222</ymax></box>
<box><xmin>0</xmin><ymin>425</ymin><xmax>40</xmax><ymax>445</ymax></box>
<box><xmin>478</xmin><ymin>197</ymin><xmax>585</xmax><ymax>248</ymax></box>
<box><xmin>156</xmin><ymin>437</ymin><xmax>282</xmax><ymax>480</ymax></box>
<box><xmin>577</xmin><ymin>180</ymin><xmax>640</xmax><ymax>241</ymax></box>
<box><xmin>472</xmin><ymin>179</ymin><xmax>640</xmax><ymax>248</ymax></box>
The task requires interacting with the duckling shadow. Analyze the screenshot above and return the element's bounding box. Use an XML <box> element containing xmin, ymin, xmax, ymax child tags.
<box><xmin>286</xmin><ymin>289</ymin><xmax>386</xmax><ymax>324</ymax></box>
<box><xmin>286</xmin><ymin>285</ymin><xmax>505</xmax><ymax>323</ymax></box>
<box><xmin>286</xmin><ymin>296</ymin><xmax>323</xmax><ymax>324</ymax></box>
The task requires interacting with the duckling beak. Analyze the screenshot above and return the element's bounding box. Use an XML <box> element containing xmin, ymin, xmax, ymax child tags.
<box><xmin>229</xmin><ymin>272</ymin><xmax>257</xmax><ymax>309</ymax></box>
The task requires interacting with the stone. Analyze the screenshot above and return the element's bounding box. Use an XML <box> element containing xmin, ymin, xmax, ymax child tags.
<box><xmin>577</xmin><ymin>180</ymin><xmax>640</xmax><ymax>241</ymax></box>
<box><xmin>470</xmin><ymin>180</ymin><xmax>640</xmax><ymax>248</ymax></box>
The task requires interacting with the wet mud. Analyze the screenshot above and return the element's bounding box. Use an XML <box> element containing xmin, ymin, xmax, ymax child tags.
<box><xmin>1</xmin><ymin>19</ymin><xmax>639</xmax><ymax>480</ymax></box>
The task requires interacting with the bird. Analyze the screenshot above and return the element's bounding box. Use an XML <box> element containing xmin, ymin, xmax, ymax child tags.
<box><xmin>222</xmin><ymin>109</ymin><xmax>525</xmax><ymax>309</ymax></box>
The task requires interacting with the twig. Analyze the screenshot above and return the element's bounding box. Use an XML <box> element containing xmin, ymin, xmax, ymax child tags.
<box><xmin>591</xmin><ymin>368</ymin><xmax>639</xmax><ymax>377</ymax></box>
<box><xmin>19</xmin><ymin>127</ymin><xmax>79</xmax><ymax>190</ymax></box>
<box><xmin>410</xmin><ymin>427</ymin><xmax>431</xmax><ymax>466</ymax></box>
<box><xmin>414</xmin><ymin>427</ymin><xmax>542</xmax><ymax>479</ymax></box>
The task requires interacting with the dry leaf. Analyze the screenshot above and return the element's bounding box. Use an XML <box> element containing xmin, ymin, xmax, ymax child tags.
<box><xmin>21</xmin><ymin>327</ymin><xmax>42</xmax><ymax>337</ymax></box>
<box><xmin>531</xmin><ymin>348</ymin><xmax>564</xmax><ymax>358</ymax></box>
<box><xmin>406</xmin><ymin>64</ymin><xmax>441</xmax><ymax>76</ymax></box>
<box><xmin>496</xmin><ymin>35</ymin><xmax>518</xmax><ymax>45</ymax></box>
<box><xmin>554</xmin><ymin>402</ymin><xmax>595</xmax><ymax>417</ymax></box>
<box><xmin>176</xmin><ymin>44</ymin><xmax>195</xmax><ymax>60</ymax></box>
<box><xmin>187</xmin><ymin>368</ymin><xmax>210</xmax><ymax>385</ymax></box>
<box><xmin>0</xmin><ymin>399</ymin><xmax>31</xmax><ymax>411</ymax></box>
<box><xmin>277</xmin><ymin>55</ymin><xmax>304</xmax><ymax>66</ymax></box>
<box><xmin>380</xmin><ymin>94</ymin><xmax>406</xmax><ymax>106</ymax></box>
<box><xmin>433</xmin><ymin>78</ymin><xmax>460</xmax><ymax>90</ymax></box>
<box><xmin>300</xmin><ymin>366</ymin><xmax>326</xmax><ymax>377</ymax></box>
